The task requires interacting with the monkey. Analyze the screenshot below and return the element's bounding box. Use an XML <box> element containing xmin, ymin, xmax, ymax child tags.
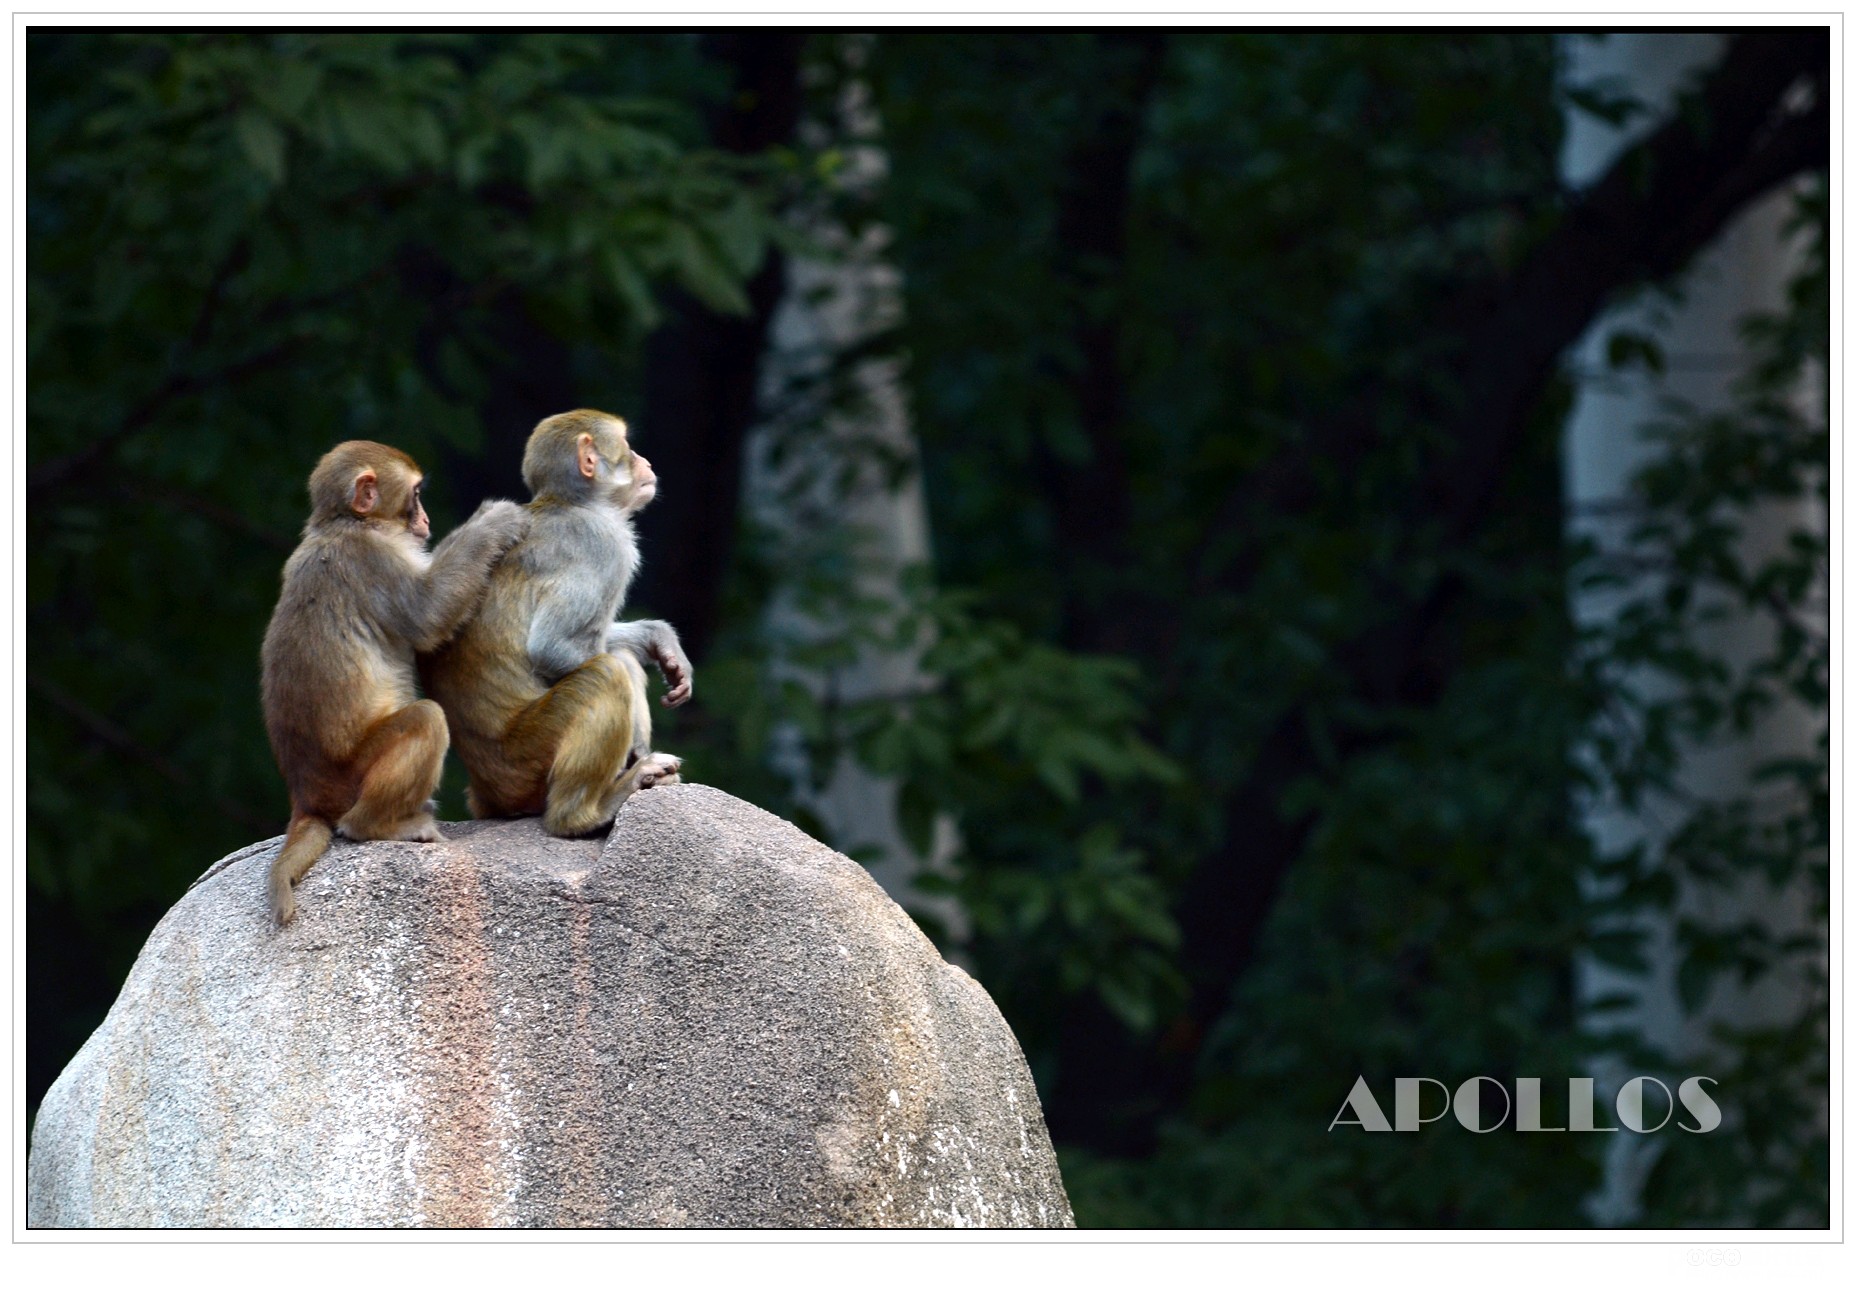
<box><xmin>419</xmin><ymin>409</ymin><xmax>692</xmax><ymax>839</ymax></box>
<box><xmin>260</xmin><ymin>440</ymin><xmax>527</xmax><ymax>926</ymax></box>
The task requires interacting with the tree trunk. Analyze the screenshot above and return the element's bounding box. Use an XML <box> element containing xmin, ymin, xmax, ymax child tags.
<box><xmin>631</xmin><ymin>34</ymin><xmax>808</xmax><ymax>662</ymax></box>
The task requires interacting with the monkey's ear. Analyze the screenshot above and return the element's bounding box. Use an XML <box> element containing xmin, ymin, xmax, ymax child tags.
<box><xmin>576</xmin><ymin>432</ymin><xmax>600</xmax><ymax>481</ymax></box>
<box><xmin>351</xmin><ymin>470</ymin><xmax>379</xmax><ymax>516</ymax></box>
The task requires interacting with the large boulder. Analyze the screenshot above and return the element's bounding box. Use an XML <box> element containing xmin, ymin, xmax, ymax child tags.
<box><xmin>28</xmin><ymin>784</ymin><xmax>1073</xmax><ymax>1229</ymax></box>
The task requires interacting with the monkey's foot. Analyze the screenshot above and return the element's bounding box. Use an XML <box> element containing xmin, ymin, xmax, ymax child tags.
<box><xmin>397</xmin><ymin>814</ymin><xmax>445</xmax><ymax>842</ymax></box>
<box><xmin>339</xmin><ymin>813</ymin><xmax>445</xmax><ymax>843</ymax></box>
<box><xmin>638</xmin><ymin>754</ymin><xmax>682</xmax><ymax>789</ymax></box>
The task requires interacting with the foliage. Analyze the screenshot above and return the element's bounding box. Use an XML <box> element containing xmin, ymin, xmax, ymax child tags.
<box><xmin>1576</xmin><ymin>183</ymin><xmax>1829</xmax><ymax>1227</ymax></box>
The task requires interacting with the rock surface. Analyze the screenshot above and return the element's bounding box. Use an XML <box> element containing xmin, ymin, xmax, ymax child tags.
<box><xmin>28</xmin><ymin>784</ymin><xmax>1073</xmax><ymax>1229</ymax></box>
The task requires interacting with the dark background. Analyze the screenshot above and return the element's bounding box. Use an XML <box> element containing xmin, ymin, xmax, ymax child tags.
<box><xmin>25</xmin><ymin>31</ymin><xmax>1829</xmax><ymax>1227</ymax></box>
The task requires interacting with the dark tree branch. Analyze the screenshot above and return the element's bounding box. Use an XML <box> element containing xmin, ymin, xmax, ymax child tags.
<box><xmin>125</xmin><ymin>481</ymin><xmax>298</xmax><ymax>554</ymax></box>
<box><xmin>29</xmin><ymin>234</ymin><xmax>408</xmax><ymax>502</ymax></box>
<box><xmin>29</xmin><ymin>236</ymin><xmax>251</xmax><ymax>495</ymax></box>
<box><xmin>1436</xmin><ymin>30</ymin><xmax>1828</xmax><ymax>536</ymax></box>
<box><xmin>28</xmin><ymin>674</ymin><xmax>273</xmax><ymax>836</ymax></box>
<box><xmin>1040</xmin><ymin>33</ymin><xmax>1168</xmax><ymax>656</ymax></box>
<box><xmin>1190</xmin><ymin>31</ymin><xmax>1829</xmax><ymax>580</ymax></box>
<box><xmin>180</xmin><ymin>237</ymin><xmax>252</xmax><ymax>355</ymax></box>
<box><xmin>27</xmin><ymin>337</ymin><xmax>303</xmax><ymax>497</ymax></box>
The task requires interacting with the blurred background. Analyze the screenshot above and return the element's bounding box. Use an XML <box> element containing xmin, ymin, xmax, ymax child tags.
<box><xmin>25</xmin><ymin>31</ymin><xmax>1828</xmax><ymax>1228</ymax></box>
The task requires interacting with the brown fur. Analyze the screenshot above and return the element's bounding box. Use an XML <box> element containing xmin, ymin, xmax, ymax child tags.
<box><xmin>260</xmin><ymin>441</ymin><xmax>526</xmax><ymax>924</ymax></box>
<box><xmin>422</xmin><ymin>410</ymin><xmax>687</xmax><ymax>839</ymax></box>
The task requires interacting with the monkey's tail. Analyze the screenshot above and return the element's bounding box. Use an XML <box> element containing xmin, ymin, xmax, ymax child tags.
<box><xmin>269</xmin><ymin>812</ymin><xmax>333</xmax><ymax>928</ymax></box>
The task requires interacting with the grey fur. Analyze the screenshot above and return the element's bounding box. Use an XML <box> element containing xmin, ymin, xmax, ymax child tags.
<box><xmin>520</xmin><ymin>500</ymin><xmax>640</xmax><ymax>681</ymax></box>
<box><xmin>516</xmin><ymin>450</ymin><xmax>689</xmax><ymax>698</ymax></box>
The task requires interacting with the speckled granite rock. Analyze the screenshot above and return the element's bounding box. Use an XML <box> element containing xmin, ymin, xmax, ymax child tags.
<box><xmin>27</xmin><ymin>783</ymin><xmax>1072</xmax><ymax>1229</ymax></box>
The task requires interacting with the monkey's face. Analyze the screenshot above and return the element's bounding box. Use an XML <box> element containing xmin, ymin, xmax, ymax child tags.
<box><xmin>596</xmin><ymin>433</ymin><xmax>656</xmax><ymax>513</ymax></box>
<box><xmin>405</xmin><ymin>476</ymin><xmax>432</xmax><ymax>541</ymax></box>
<box><xmin>622</xmin><ymin>450</ymin><xmax>658</xmax><ymax>511</ymax></box>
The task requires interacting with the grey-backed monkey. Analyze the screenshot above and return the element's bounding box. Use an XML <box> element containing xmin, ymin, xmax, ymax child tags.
<box><xmin>261</xmin><ymin>441</ymin><xmax>527</xmax><ymax>925</ymax></box>
<box><xmin>420</xmin><ymin>409</ymin><xmax>691</xmax><ymax>837</ymax></box>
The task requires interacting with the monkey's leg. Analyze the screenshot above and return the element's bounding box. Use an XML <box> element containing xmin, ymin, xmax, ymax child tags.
<box><xmin>337</xmin><ymin>700</ymin><xmax>448</xmax><ymax>842</ymax></box>
<box><xmin>496</xmin><ymin>653</ymin><xmax>640</xmax><ymax>837</ymax></box>
<box><xmin>589</xmin><ymin>653</ymin><xmax>684</xmax><ymax>810</ymax></box>
<box><xmin>612</xmin><ymin>648</ymin><xmax>682</xmax><ymax>789</ymax></box>
<box><xmin>551</xmin><ymin>651</ymin><xmax>651</xmax><ymax>836</ymax></box>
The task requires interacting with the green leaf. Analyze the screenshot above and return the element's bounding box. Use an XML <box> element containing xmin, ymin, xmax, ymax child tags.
<box><xmin>1563</xmin><ymin>80</ymin><xmax>1646</xmax><ymax>127</ymax></box>
<box><xmin>233</xmin><ymin>111</ymin><xmax>286</xmax><ymax>184</ymax></box>
<box><xmin>1587</xmin><ymin>928</ymin><xmax>1650</xmax><ymax>975</ymax></box>
<box><xmin>1034</xmin><ymin>756</ymin><xmax>1079</xmax><ymax>804</ymax></box>
<box><xmin>1675</xmin><ymin>951</ymin><xmax>1716</xmax><ymax>1015</ymax></box>
<box><xmin>1097</xmin><ymin>974</ymin><xmax>1155</xmax><ymax>1033</ymax></box>
<box><xmin>600</xmin><ymin>246</ymin><xmax>660</xmax><ymax>330</ymax></box>
<box><xmin>707</xmin><ymin>195</ymin><xmax>766</xmax><ymax>276</ymax></box>
<box><xmin>896</xmin><ymin>781</ymin><xmax>937</xmax><ymax>858</ymax></box>
<box><xmin>1606</xmin><ymin>330</ymin><xmax>1665</xmax><ymax>375</ymax></box>
<box><xmin>668</xmin><ymin>226</ymin><xmax>752</xmax><ymax>315</ymax></box>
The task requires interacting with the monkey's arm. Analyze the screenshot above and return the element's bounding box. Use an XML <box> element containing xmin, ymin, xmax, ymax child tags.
<box><xmin>526</xmin><ymin>567</ymin><xmax>616</xmax><ymax>683</ymax></box>
<box><xmin>407</xmin><ymin>500</ymin><xmax>528</xmax><ymax>652</ymax></box>
<box><xmin>607</xmin><ymin>619</ymin><xmax>694</xmax><ymax>707</ymax></box>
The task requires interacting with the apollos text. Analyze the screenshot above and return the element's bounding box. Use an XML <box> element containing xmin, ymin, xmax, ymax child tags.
<box><xmin>1328</xmin><ymin>1076</ymin><xmax>1721</xmax><ymax>1133</ymax></box>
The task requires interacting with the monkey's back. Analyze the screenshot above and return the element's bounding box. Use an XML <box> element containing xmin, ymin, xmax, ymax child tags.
<box><xmin>262</xmin><ymin>531</ymin><xmax>420</xmax><ymax>799</ymax></box>
<box><xmin>420</xmin><ymin>502</ymin><xmax>634</xmax><ymax>777</ymax></box>
<box><xmin>419</xmin><ymin>538</ymin><xmax>550</xmax><ymax>756</ymax></box>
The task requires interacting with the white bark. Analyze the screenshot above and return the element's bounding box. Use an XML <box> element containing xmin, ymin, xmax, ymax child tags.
<box><xmin>743</xmin><ymin>45</ymin><xmax>962</xmax><ymax>937</ymax></box>
<box><xmin>1560</xmin><ymin>33</ymin><xmax>1825</xmax><ymax>1224</ymax></box>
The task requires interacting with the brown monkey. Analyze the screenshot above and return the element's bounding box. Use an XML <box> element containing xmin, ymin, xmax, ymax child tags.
<box><xmin>261</xmin><ymin>441</ymin><xmax>527</xmax><ymax>925</ymax></box>
<box><xmin>420</xmin><ymin>409</ymin><xmax>691</xmax><ymax>838</ymax></box>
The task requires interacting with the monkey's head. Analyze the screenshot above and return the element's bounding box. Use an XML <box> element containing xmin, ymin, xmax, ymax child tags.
<box><xmin>309</xmin><ymin>440</ymin><xmax>431</xmax><ymax>541</ymax></box>
<box><xmin>522</xmin><ymin>409</ymin><xmax>656</xmax><ymax>512</ymax></box>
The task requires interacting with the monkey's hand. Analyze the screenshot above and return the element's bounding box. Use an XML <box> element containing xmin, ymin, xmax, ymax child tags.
<box><xmin>414</xmin><ymin>500</ymin><xmax>532</xmax><ymax>652</ymax></box>
<box><xmin>465</xmin><ymin>499</ymin><xmax>529</xmax><ymax>553</ymax></box>
<box><xmin>656</xmin><ymin>642</ymin><xmax>693</xmax><ymax>708</ymax></box>
<box><xmin>608</xmin><ymin>619</ymin><xmax>693</xmax><ymax>707</ymax></box>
